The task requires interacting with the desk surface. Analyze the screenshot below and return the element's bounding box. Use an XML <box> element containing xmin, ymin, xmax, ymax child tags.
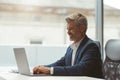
<box><xmin>0</xmin><ymin>67</ymin><xmax>104</xmax><ymax>80</ymax></box>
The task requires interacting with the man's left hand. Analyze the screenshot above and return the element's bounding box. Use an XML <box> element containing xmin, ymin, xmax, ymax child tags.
<box><xmin>33</xmin><ymin>65</ymin><xmax>50</xmax><ymax>74</ymax></box>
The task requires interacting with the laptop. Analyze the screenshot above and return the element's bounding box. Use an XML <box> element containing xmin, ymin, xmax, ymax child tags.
<box><xmin>13</xmin><ymin>48</ymin><xmax>48</xmax><ymax>76</ymax></box>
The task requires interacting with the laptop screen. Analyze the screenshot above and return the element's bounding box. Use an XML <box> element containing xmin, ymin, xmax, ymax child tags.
<box><xmin>13</xmin><ymin>48</ymin><xmax>31</xmax><ymax>75</ymax></box>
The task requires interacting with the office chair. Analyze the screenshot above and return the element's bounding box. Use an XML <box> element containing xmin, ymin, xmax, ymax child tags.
<box><xmin>103</xmin><ymin>39</ymin><xmax>120</xmax><ymax>80</ymax></box>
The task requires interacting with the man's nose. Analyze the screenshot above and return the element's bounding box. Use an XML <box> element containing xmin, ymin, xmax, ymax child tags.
<box><xmin>67</xmin><ymin>29</ymin><xmax>72</xmax><ymax>35</ymax></box>
<box><xmin>67</xmin><ymin>26</ymin><xmax>69</xmax><ymax>30</ymax></box>
<box><xmin>67</xmin><ymin>26</ymin><xmax>71</xmax><ymax>31</ymax></box>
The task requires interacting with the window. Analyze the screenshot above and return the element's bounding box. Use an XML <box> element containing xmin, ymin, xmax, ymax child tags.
<box><xmin>0</xmin><ymin>0</ymin><xmax>96</xmax><ymax>45</ymax></box>
<box><xmin>104</xmin><ymin>0</ymin><xmax>120</xmax><ymax>46</ymax></box>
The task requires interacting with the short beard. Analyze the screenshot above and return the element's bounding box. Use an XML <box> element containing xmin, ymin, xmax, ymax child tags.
<box><xmin>69</xmin><ymin>37</ymin><xmax>74</xmax><ymax>41</ymax></box>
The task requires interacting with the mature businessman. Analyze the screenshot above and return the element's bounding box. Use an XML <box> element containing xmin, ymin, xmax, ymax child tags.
<box><xmin>33</xmin><ymin>12</ymin><xmax>103</xmax><ymax>78</ymax></box>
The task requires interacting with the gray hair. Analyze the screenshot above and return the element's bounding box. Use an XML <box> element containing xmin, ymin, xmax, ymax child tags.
<box><xmin>65</xmin><ymin>13</ymin><xmax>88</xmax><ymax>27</ymax></box>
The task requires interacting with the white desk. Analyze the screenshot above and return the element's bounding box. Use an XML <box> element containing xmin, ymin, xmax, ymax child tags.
<box><xmin>0</xmin><ymin>67</ymin><xmax>104</xmax><ymax>80</ymax></box>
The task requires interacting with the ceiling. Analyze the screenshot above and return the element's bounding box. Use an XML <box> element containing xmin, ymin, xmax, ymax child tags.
<box><xmin>0</xmin><ymin>0</ymin><xmax>119</xmax><ymax>16</ymax></box>
<box><xmin>0</xmin><ymin>0</ymin><xmax>95</xmax><ymax>9</ymax></box>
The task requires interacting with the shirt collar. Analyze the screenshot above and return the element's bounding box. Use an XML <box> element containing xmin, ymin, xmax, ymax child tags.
<box><xmin>70</xmin><ymin>37</ymin><xmax>84</xmax><ymax>50</ymax></box>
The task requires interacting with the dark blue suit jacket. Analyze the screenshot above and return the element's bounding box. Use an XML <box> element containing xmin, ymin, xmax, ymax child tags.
<box><xmin>47</xmin><ymin>35</ymin><xmax>103</xmax><ymax>78</ymax></box>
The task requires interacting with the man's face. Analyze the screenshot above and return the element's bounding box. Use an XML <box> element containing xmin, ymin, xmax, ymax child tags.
<box><xmin>67</xmin><ymin>21</ymin><xmax>83</xmax><ymax>42</ymax></box>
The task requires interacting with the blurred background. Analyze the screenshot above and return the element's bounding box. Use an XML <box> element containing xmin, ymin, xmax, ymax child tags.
<box><xmin>0</xmin><ymin>0</ymin><xmax>120</xmax><ymax>66</ymax></box>
<box><xmin>0</xmin><ymin>0</ymin><xmax>119</xmax><ymax>46</ymax></box>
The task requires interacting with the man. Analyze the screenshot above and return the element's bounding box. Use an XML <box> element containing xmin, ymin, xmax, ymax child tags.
<box><xmin>33</xmin><ymin>12</ymin><xmax>103</xmax><ymax>78</ymax></box>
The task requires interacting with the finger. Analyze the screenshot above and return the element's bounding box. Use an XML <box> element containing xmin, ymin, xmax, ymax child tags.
<box><xmin>34</xmin><ymin>67</ymin><xmax>42</xmax><ymax>74</ymax></box>
<box><xmin>33</xmin><ymin>67</ymin><xmax>37</xmax><ymax>72</ymax></box>
<box><xmin>33</xmin><ymin>65</ymin><xmax>43</xmax><ymax>74</ymax></box>
<box><xmin>33</xmin><ymin>67</ymin><xmax>39</xmax><ymax>74</ymax></box>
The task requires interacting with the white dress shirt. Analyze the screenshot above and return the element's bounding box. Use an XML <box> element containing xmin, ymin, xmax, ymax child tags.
<box><xmin>70</xmin><ymin>39</ymin><xmax>83</xmax><ymax>66</ymax></box>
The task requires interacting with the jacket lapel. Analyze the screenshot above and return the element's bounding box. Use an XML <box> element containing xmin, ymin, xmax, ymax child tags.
<box><xmin>67</xmin><ymin>48</ymin><xmax>73</xmax><ymax>66</ymax></box>
<box><xmin>74</xmin><ymin>35</ymin><xmax>89</xmax><ymax>65</ymax></box>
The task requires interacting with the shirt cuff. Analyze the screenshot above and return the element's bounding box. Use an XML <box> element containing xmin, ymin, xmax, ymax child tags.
<box><xmin>50</xmin><ymin>67</ymin><xmax>54</xmax><ymax>75</ymax></box>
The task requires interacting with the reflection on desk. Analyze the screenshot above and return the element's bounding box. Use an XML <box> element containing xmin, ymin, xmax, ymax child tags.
<box><xmin>0</xmin><ymin>66</ymin><xmax>104</xmax><ymax>80</ymax></box>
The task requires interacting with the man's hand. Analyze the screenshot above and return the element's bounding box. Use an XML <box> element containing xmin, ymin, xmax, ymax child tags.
<box><xmin>33</xmin><ymin>65</ymin><xmax>50</xmax><ymax>75</ymax></box>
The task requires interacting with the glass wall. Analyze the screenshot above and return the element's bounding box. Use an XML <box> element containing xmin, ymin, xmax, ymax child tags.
<box><xmin>0</xmin><ymin>0</ymin><xmax>96</xmax><ymax>45</ymax></box>
<box><xmin>104</xmin><ymin>1</ymin><xmax>120</xmax><ymax>46</ymax></box>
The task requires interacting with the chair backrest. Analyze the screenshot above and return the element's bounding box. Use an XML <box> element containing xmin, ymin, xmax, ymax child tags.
<box><xmin>103</xmin><ymin>39</ymin><xmax>120</xmax><ymax>80</ymax></box>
